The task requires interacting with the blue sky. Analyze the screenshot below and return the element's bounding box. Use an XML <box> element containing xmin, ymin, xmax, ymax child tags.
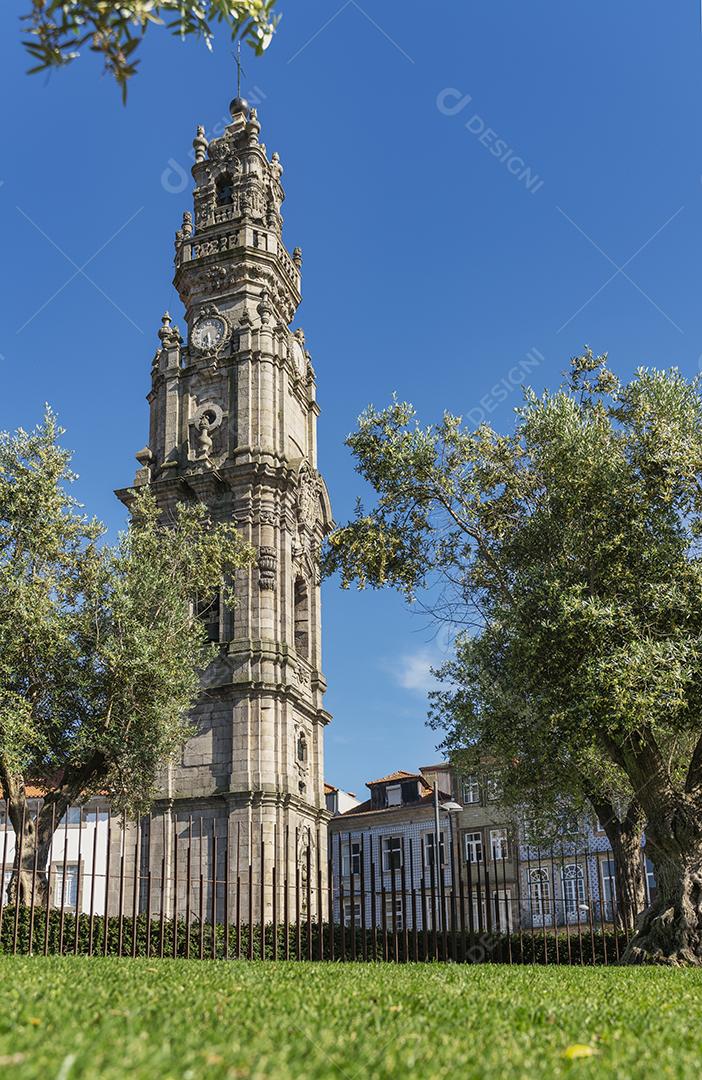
<box><xmin>1</xmin><ymin>1</ymin><xmax>702</xmax><ymax>799</ymax></box>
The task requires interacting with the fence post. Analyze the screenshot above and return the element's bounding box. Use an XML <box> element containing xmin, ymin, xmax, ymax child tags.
<box><xmin>272</xmin><ymin>825</ymin><xmax>278</xmax><ymax>962</ymax></box>
<box><xmin>185</xmin><ymin>817</ymin><xmax>192</xmax><ymax>960</ymax></box>
<box><xmin>172</xmin><ymin>813</ymin><xmax>179</xmax><ymax>959</ymax></box>
<box><xmin>359</xmin><ymin>833</ymin><xmax>367</xmax><ymax>962</ymax></box>
<box><xmin>260</xmin><ymin>827</ymin><xmax>266</xmax><ymax>961</ymax></box>
<box><xmin>13</xmin><ymin>803</ymin><xmax>27</xmax><ymax>955</ymax></box>
<box><xmin>283</xmin><ymin>824</ymin><xmax>289</xmax><ymax>961</ymax></box>
<box><xmin>294</xmin><ymin>826</ymin><xmax>301</xmax><ymax>961</ymax></box>
<box><xmin>348</xmin><ymin>833</ymin><xmax>356</xmax><ymax>962</ymax></box>
<box><xmin>28</xmin><ymin>803</ymin><xmax>40</xmax><ymax>956</ymax></box>
<box><xmin>596</xmin><ymin>855</ymin><xmax>609</xmax><ymax>965</ymax></box>
<box><xmin>102</xmin><ymin>808</ymin><xmax>111</xmax><ymax>958</ymax></box>
<box><xmin>159</xmin><ymin>814</ymin><xmax>166</xmax><ymax>959</ymax></box>
<box><xmin>0</xmin><ymin>799</ymin><xmax>9</xmax><ymax>949</ymax></box>
<box><xmin>316</xmin><ymin>826</ymin><xmax>323</xmax><ymax>961</ymax></box>
<box><xmin>327</xmin><ymin>843</ymin><xmax>334</xmax><ymax>963</ymax></box>
<box><xmin>211</xmin><ymin>819</ymin><xmax>218</xmax><ymax>960</ymax></box>
<box><xmin>224</xmin><ymin>817</ymin><xmax>230</xmax><ymax>961</ymax></box>
<box><xmin>236</xmin><ymin>822</ymin><xmax>242</xmax><ymax>960</ymax></box>
<box><xmin>131</xmin><ymin>813</ymin><xmax>140</xmax><ymax>959</ymax></box>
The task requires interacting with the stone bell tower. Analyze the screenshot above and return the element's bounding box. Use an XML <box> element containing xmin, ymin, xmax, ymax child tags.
<box><xmin>117</xmin><ymin>91</ymin><xmax>333</xmax><ymax>918</ymax></box>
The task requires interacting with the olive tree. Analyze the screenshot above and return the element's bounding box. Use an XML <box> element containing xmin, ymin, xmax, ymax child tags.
<box><xmin>0</xmin><ymin>410</ymin><xmax>254</xmax><ymax>903</ymax></box>
<box><xmin>327</xmin><ymin>351</ymin><xmax>702</xmax><ymax>963</ymax></box>
<box><xmin>21</xmin><ymin>1</ymin><xmax>280</xmax><ymax>99</ymax></box>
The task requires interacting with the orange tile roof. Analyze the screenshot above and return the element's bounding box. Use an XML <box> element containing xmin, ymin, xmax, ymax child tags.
<box><xmin>366</xmin><ymin>770</ymin><xmax>422</xmax><ymax>787</ymax></box>
<box><xmin>324</xmin><ymin>783</ymin><xmax>337</xmax><ymax>795</ymax></box>
<box><xmin>1</xmin><ymin>780</ymin><xmax>109</xmax><ymax>800</ymax></box>
<box><xmin>334</xmin><ymin>787</ymin><xmax>452</xmax><ymax>819</ymax></box>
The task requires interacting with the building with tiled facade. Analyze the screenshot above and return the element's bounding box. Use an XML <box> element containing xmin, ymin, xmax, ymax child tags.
<box><xmin>328</xmin><ymin>771</ymin><xmax>455</xmax><ymax>932</ymax></box>
<box><xmin>329</xmin><ymin>762</ymin><xmax>656</xmax><ymax>933</ymax></box>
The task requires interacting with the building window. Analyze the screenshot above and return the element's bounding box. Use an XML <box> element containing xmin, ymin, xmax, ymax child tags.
<box><xmin>489</xmin><ymin>828</ymin><xmax>509</xmax><ymax>861</ymax></box>
<box><xmin>600</xmin><ymin>856</ymin><xmax>616</xmax><ymax>920</ymax></box>
<box><xmin>464</xmin><ymin>831</ymin><xmax>483</xmax><ymax>864</ymax></box>
<box><xmin>343</xmin><ymin>900</ymin><xmax>361</xmax><ymax>927</ymax></box>
<box><xmin>195</xmin><ymin>589</ymin><xmax>220</xmax><ymax>643</ymax></box>
<box><xmin>471</xmin><ymin>890</ymin><xmax>487</xmax><ymax>929</ymax></box>
<box><xmin>462</xmin><ymin>775</ymin><xmax>480</xmax><ymax>804</ymax></box>
<box><xmin>400</xmin><ymin>780</ymin><xmax>420</xmax><ymax>804</ymax></box>
<box><xmin>645</xmin><ymin>856</ymin><xmax>657</xmax><ymax>902</ymax></box>
<box><xmin>342</xmin><ymin>840</ymin><xmax>362</xmax><ymax>877</ymax></box>
<box><xmin>528</xmin><ymin>868</ymin><xmax>551</xmax><ymax>918</ymax></box>
<box><xmin>385</xmin><ymin>896</ymin><xmax>403</xmax><ymax>932</ymax></box>
<box><xmin>484</xmin><ymin>775</ymin><xmax>500</xmax><ymax>802</ymax></box>
<box><xmin>424</xmin><ymin>831</ymin><xmax>447</xmax><ymax>870</ymax></box>
<box><xmin>386</xmin><ymin>784</ymin><xmax>402</xmax><ymax>807</ymax></box>
<box><xmin>53</xmin><ymin>864</ymin><xmax>79</xmax><ymax>910</ymax></box>
<box><xmin>561</xmin><ymin>863</ymin><xmax>586</xmax><ymax>919</ymax></box>
<box><xmin>382</xmin><ymin>836</ymin><xmax>403</xmax><ymax>872</ymax></box>
<box><xmin>493</xmin><ymin>889</ymin><xmax>513</xmax><ymax>931</ymax></box>
<box><xmin>294</xmin><ymin>578</ymin><xmax>309</xmax><ymax>658</ymax></box>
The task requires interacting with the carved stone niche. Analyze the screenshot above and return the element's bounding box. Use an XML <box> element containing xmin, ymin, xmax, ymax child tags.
<box><xmin>189</xmin><ymin>401</ymin><xmax>224</xmax><ymax>461</ymax></box>
<box><xmin>258</xmin><ymin>545</ymin><xmax>277</xmax><ymax>590</ymax></box>
<box><xmin>295</xmin><ymin>724</ymin><xmax>310</xmax><ymax>776</ymax></box>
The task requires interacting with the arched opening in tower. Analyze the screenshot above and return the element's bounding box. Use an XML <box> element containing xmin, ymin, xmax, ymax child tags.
<box><xmin>294</xmin><ymin>577</ymin><xmax>310</xmax><ymax>659</ymax></box>
<box><xmin>216</xmin><ymin>174</ymin><xmax>234</xmax><ymax>205</ymax></box>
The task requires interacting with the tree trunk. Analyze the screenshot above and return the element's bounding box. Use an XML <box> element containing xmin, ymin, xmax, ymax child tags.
<box><xmin>609</xmin><ymin>826</ymin><xmax>647</xmax><ymax>932</ymax></box>
<box><xmin>622</xmin><ymin>805</ymin><xmax>702</xmax><ymax>965</ymax></box>
<box><xmin>0</xmin><ymin>769</ymin><xmax>70</xmax><ymax>911</ymax></box>
<box><xmin>6</xmin><ymin>816</ymin><xmax>51</xmax><ymax>908</ymax></box>
<box><xmin>586</xmin><ymin>794</ymin><xmax>646</xmax><ymax>932</ymax></box>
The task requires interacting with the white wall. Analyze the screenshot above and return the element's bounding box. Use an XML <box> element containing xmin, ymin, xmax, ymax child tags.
<box><xmin>0</xmin><ymin>800</ymin><xmax>112</xmax><ymax>916</ymax></box>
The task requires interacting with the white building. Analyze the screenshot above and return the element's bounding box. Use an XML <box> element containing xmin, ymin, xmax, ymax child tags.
<box><xmin>1</xmin><ymin>794</ymin><xmax>113</xmax><ymax>915</ymax></box>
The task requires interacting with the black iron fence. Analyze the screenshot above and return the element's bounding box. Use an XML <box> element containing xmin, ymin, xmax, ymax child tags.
<box><xmin>0</xmin><ymin>804</ymin><xmax>642</xmax><ymax>964</ymax></box>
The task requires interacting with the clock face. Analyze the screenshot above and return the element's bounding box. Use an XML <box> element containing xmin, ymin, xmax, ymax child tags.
<box><xmin>192</xmin><ymin>315</ymin><xmax>226</xmax><ymax>351</ymax></box>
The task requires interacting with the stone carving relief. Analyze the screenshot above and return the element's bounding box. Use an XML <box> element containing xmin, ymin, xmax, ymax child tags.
<box><xmin>205</xmin><ymin>265</ymin><xmax>229</xmax><ymax>290</ymax></box>
<box><xmin>293</xmin><ymin>663</ymin><xmax>311</xmax><ymax>687</ymax></box>
<box><xmin>296</xmin><ymin>463</ymin><xmax>324</xmax><ymax>534</ymax></box>
<box><xmin>208</xmin><ymin>136</ymin><xmax>237</xmax><ymax>162</ymax></box>
<box><xmin>189</xmin><ymin>401</ymin><xmax>224</xmax><ymax>462</ymax></box>
<box><xmin>258</xmin><ymin>545</ymin><xmax>277</xmax><ymax>590</ymax></box>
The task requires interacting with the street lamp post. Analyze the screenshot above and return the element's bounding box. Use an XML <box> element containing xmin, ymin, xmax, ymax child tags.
<box><xmin>432</xmin><ymin>781</ymin><xmax>462</xmax><ymax>933</ymax></box>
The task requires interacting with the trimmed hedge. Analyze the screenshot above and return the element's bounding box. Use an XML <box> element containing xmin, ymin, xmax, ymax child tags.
<box><xmin>0</xmin><ymin>905</ymin><xmax>626</xmax><ymax>963</ymax></box>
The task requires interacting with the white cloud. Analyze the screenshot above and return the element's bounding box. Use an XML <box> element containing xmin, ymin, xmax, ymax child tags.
<box><xmin>392</xmin><ymin>647</ymin><xmax>442</xmax><ymax>695</ymax></box>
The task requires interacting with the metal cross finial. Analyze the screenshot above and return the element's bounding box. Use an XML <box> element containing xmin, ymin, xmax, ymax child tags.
<box><xmin>234</xmin><ymin>40</ymin><xmax>246</xmax><ymax>98</ymax></box>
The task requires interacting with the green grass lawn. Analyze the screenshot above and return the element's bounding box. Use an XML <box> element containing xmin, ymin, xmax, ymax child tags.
<box><xmin>0</xmin><ymin>957</ymin><xmax>701</xmax><ymax>1079</ymax></box>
